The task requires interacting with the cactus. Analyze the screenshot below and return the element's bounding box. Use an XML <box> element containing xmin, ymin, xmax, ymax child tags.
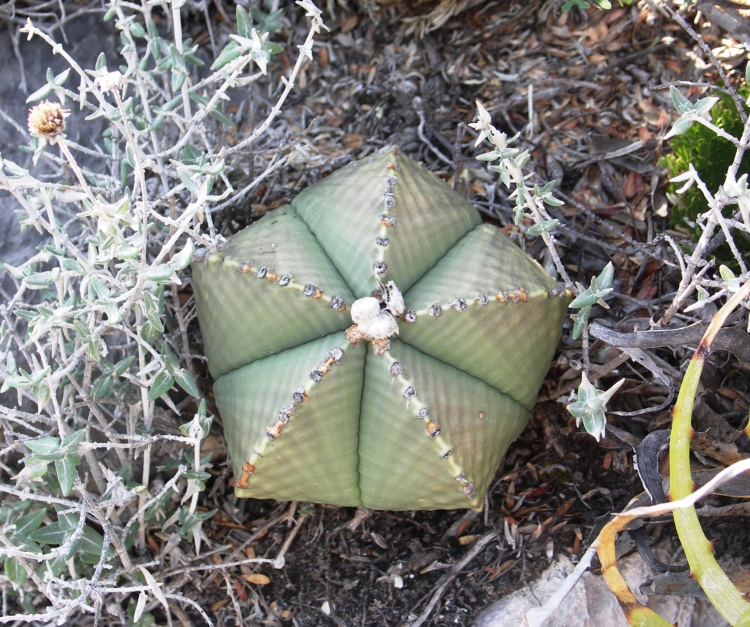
<box><xmin>192</xmin><ymin>148</ymin><xmax>569</xmax><ymax>510</ymax></box>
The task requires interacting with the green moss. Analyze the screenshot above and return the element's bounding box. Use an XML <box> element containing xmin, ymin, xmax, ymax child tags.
<box><xmin>661</xmin><ymin>85</ymin><xmax>750</xmax><ymax>267</ymax></box>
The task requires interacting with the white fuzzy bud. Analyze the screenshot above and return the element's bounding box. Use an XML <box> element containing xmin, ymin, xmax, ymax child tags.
<box><xmin>351</xmin><ymin>297</ymin><xmax>381</xmax><ymax>327</ymax></box>
<box><xmin>367</xmin><ymin>312</ymin><xmax>399</xmax><ymax>340</ymax></box>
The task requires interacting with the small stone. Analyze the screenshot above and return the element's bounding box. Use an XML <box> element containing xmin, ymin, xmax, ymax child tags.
<box><xmin>403</xmin><ymin>386</ymin><xmax>416</xmax><ymax>400</ymax></box>
<box><xmin>390</xmin><ymin>362</ymin><xmax>404</xmax><ymax>377</ymax></box>
<box><xmin>330</xmin><ymin>295</ymin><xmax>347</xmax><ymax>311</ymax></box>
<box><xmin>279</xmin><ymin>273</ymin><xmax>292</xmax><ymax>286</ymax></box>
<box><xmin>428</xmin><ymin>304</ymin><xmax>443</xmax><ymax>317</ymax></box>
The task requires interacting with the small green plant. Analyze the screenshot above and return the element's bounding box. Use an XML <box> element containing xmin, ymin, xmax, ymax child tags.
<box><xmin>661</xmin><ymin>84</ymin><xmax>750</xmax><ymax>266</ymax></box>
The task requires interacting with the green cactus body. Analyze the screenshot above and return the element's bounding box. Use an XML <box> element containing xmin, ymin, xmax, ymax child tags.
<box><xmin>192</xmin><ymin>148</ymin><xmax>569</xmax><ymax>510</ymax></box>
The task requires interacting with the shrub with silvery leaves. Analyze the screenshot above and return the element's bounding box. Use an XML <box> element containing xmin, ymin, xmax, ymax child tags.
<box><xmin>0</xmin><ymin>1</ymin><xmax>325</xmax><ymax>623</ymax></box>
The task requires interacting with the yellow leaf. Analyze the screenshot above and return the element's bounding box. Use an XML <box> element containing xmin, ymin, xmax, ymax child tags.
<box><xmin>242</xmin><ymin>573</ymin><xmax>270</xmax><ymax>585</ymax></box>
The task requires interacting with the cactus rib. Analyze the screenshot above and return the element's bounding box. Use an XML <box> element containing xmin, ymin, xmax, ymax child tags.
<box><xmin>413</xmin><ymin>284</ymin><xmax>570</xmax><ymax>317</ymax></box>
<box><xmin>375</xmin><ymin>172</ymin><xmax>398</xmax><ymax>266</ymax></box>
<box><xmin>413</xmin><ymin>287</ymin><xmax>548</xmax><ymax>316</ymax></box>
<box><xmin>381</xmin><ymin>351</ymin><xmax>468</xmax><ymax>495</ymax></box>
<box><xmin>239</xmin><ymin>341</ymin><xmax>352</xmax><ymax>489</ymax></box>
<box><xmin>234</xmin><ymin>257</ymin><xmax>345</xmax><ymax>308</ymax></box>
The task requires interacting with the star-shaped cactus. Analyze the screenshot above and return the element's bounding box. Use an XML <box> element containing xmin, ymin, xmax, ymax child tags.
<box><xmin>192</xmin><ymin>148</ymin><xmax>569</xmax><ymax>510</ymax></box>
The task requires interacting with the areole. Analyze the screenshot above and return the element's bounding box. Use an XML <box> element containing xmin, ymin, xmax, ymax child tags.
<box><xmin>192</xmin><ymin>147</ymin><xmax>570</xmax><ymax>510</ymax></box>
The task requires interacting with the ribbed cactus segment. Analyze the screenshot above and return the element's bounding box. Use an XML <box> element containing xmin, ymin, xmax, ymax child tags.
<box><xmin>193</xmin><ymin>146</ymin><xmax>569</xmax><ymax>510</ymax></box>
<box><xmin>192</xmin><ymin>206</ymin><xmax>355</xmax><ymax>378</ymax></box>
<box><xmin>215</xmin><ymin>332</ymin><xmax>364</xmax><ymax>506</ymax></box>
<box><xmin>358</xmin><ymin>340</ymin><xmax>529</xmax><ymax>510</ymax></box>
<box><xmin>292</xmin><ymin>150</ymin><xmax>481</xmax><ymax>297</ymax></box>
<box><xmin>400</xmin><ymin>224</ymin><xmax>569</xmax><ymax>409</ymax></box>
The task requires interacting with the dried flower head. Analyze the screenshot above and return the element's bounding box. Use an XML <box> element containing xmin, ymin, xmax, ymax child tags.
<box><xmin>95</xmin><ymin>70</ymin><xmax>122</xmax><ymax>93</ymax></box>
<box><xmin>28</xmin><ymin>101</ymin><xmax>68</xmax><ymax>139</ymax></box>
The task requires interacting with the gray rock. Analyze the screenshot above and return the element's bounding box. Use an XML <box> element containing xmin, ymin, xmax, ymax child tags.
<box><xmin>474</xmin><ymin>553</ymin><xmax>728</xmax><ymax>627</ymax></box>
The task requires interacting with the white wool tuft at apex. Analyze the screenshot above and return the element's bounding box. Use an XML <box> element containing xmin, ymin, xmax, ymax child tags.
<box><xmin>351</xmin><ymin>297</ymin><xmax>381</xmax><ymax>327</ymax></box>
<box><xmin>367</xmin><ymin>312</ymin><xmax>399</xmax><ymax>339</ymax></box>
<box><xmin>350</xmin><ymin>296</ymin><xmax>400</xmax><ymax>342</ymax></box>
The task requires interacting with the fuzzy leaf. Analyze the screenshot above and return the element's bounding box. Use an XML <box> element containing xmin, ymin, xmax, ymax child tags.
<box><xmin>55</xmin><ymin>454</ymin><xmax>78</xmax><ymax>496</ymax></box>
<box><xmin>693</xmin><ymin>96</ymin><xmax>720</xmax><ymax>117</ymax></box>
<box><xmin>669</xmin><ymin>85</ymin><xmax>693</xmax><ymax>115</ymax></box>
<box><xmin>211</xmin><ymin>41</ymin><xmax>242</xmax><ymax>71</ymax></box>
<box><xmin>148</xmin><ymin>371</ymin><xmax>174</xmax><ymax>400</ymax></box>
<box><xmin>12</xmin><ymin>509</ymin><xmax>47</xmax><ymax>539</ymax></box>
<box><xmin>27</xmin><ymin>521</ymin><xmax>65</xmax><ymax>545</ymax></box>
<box><xmin>174</xmin><ymin>368</ymin><xmax>200</xmax><ymax>398</ymax></box>
<box><xmin>4</xmin><ymin>557</ymin><xmax>27</xmax><ymax>585</ymax></box>
<box><xmin>24</xmin><ymin>437</ymin><xmax>61</xmax><ymax>456</ymax></box>
<box><xmin>572</xmin><ymin>305</ymin><xmax>591</xmax><ymax>339</ymax></box>
<box><xmin>169</xmin><ymin>239</ymin><xmax>194</xmax><ymax>271</ymax></box>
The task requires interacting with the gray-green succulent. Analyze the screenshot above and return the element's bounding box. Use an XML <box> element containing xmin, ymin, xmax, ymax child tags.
<box><xmin>192</xmin><ymin>148</ymin><xmax>569</xmax><ymax>510</ymax></box>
